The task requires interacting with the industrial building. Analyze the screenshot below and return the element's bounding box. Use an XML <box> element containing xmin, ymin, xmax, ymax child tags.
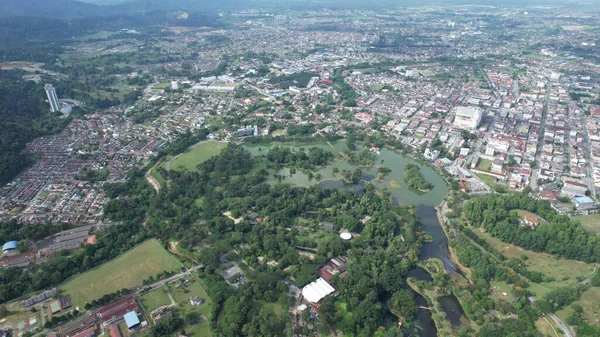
<box><xmin>453</xmin><ymin>106</ymin><xmax>483</xmax><ymax>130</ymax></box>
<box><xmin>123</xmin><ymin>311</ymin><xmax>141</xmax><ymax>330</ymax></box>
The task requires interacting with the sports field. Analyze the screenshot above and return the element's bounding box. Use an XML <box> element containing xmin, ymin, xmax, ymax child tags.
<box><xmin>167</xmin><ymin>141</ymin><xmax>227</xmax><ymax>172</ymax></box>
<box><xmin>60</xmin><ymin>239</ymin><xmax>182</xmax><ymax>308</ymax></box>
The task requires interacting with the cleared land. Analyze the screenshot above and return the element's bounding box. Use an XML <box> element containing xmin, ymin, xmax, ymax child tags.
<box><xmin>167</xmin><ymin>141</ymin><xmax>227</xmax><ymax>172</ymax></box>
<box><xmin>60</xmin><ymin>239</ymin><xmax>182</xmax><ymax>308</ymax></box>
<box><xmin>572</xmin><ymin>214</ymin><xmax>600</xmax><ymax>233</ymax></box>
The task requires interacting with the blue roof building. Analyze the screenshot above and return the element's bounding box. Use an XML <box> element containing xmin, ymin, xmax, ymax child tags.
<box><xmin>123</xmin><ymin>311</ymin><xmax>140</xmax><ymax>330</ymax></box>
<box><xmin>2</xmin><ymin>241</ymin><xmax>18</xmax><ymax>253</ymax></box>
<box><xmin>574</xmin><ymin>196</ymin><xmax>595</xmax><ymax>209</ymax></box>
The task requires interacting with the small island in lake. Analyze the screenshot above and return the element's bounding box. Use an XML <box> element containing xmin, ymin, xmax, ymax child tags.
<box><xmin>404</xmin><ymin>164</ymin><xmax>434</xmax><ymax>191</ymax></box>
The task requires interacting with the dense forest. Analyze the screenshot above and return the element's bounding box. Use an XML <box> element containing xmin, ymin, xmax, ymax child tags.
<box><xmin>0</xmin><ymin>70</ymin><xmax>70</xmax><ymax>185</ymax></box>
<box><xmin>265</xmin><ymin>146</ymin><xmax>334</xmax><ymax>169</ymax></box>
<box><xmin>463</xmin><ymin>194</ymin><xmax>600</xmax><ymax>263</ymax></box>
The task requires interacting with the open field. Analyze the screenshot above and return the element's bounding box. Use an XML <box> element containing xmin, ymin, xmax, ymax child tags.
<box><xmin>572</xmin><ymin>213</ymin><xmax>600</xmax><ymax>233</ymax></box>
<box><xmin>60</xmin><ymin>239</ymin><xmax>182</xmax><ymax>308</ymax></box>
<box><xmin>475</xmin><ymin>173</ymin><xmax>497</xmax><ymax>186</ymax></box>
<box><xmin>140</xmin><ymin>288</ymin><xmax>171</xmax><ymax>311</ymax></box>
<box><xmin>167</xmin><ymin>141</ymin><xmax>227</xmax><ymax>172</ymax></box>
<box><xmin>476</xmin><ymin>158</ymin><xmax>492</xmax><ymax>171</ymax></box>
<box><xmin>171</xmin><ymin>281</ymin><xmax>213</xmax><ymax>337</ymax></box>
<box><xmin>474</xmin><ymin>230</ymin><xmax>595</xmax><ymax>292</ymax></box>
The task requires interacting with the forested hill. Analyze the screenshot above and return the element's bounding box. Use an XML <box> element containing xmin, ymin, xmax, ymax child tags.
<box><xmin>0</xmin><ymin>70</ymin><xmax>69</xmax><ymax>186</ymax></box>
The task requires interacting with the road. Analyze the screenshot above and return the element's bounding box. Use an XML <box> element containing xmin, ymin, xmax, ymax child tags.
<box><xmin>581</xmin><ymin>108</ymin><xmax>597</xmax><ymax>197</ymax></box>
<box><xmin>549</xmin><ymin>313</ymin><xmax>574</xmax><ymax>337</ymax></box>
<box><xmin>530</xmin><ymin>80</ymin><xmax>551</xmax><ymax>191</ymax></box>
<box><xmin>136</xmin><ymin>263</ymin><xmax>205</xmax><ymax>294</ymax></box>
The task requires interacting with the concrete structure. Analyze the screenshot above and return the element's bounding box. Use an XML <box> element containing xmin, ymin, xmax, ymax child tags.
<box><xmin>171</xmin><ymin>81</ymin><xmax>179</xmax><ymax>90</ymax></box>
<box><xmin>44</xmin><ymin>84</ymin><xmax>60</xmax><ymax>112</ymax></box>
<box><xmin>453</xmin><ymin>106</ymin><xmax>483</xmax><ymax>130</ymax></box>
<box><xmin>424</xmin><ymin>148</ymin><xmax>440</xmax><ymax>161</ymax></box>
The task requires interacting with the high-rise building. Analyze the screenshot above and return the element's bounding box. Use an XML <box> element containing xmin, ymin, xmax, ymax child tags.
<box><xmin>44</xmin><ymin>84</ymin><xmax>60</xmax><ymax>112</ymax></box>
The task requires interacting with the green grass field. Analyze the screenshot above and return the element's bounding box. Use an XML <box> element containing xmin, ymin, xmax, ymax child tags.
<box><xmin>168</xmin><ymin>141</ymin><xmax>227</xmax><ymax>172</ymax></box>
<box><xmin>141</xmin><ymin>288</ymin><xmax>171</xmax><ymax>312</ymax></box>
<box><xmin>171</xmin><ymin>281</ymin><xmax>213</xmax><ymax>337</ymax></box>
<box><xmin>60</xmin><ymin>239</ymin><xmax>182</xmax><ymax>308</ymax></box>
<box><xmin>476</xmin><ymin>158</ymin><xmax>492</xmax><ymax>171</ymax></box>
<box><xmin>475</xmin><ymin>173</ymin><xmax>497</xmax><ymax>186</ymax></box>
<box><xmin>572</xmin><ymin>214</ymin><xmax>600</xmax><ymax>233</ymax></box>
<box><xmin>474</xmin><ymin>230</ymin><xmax>595</xmax><ymax>294</ymax></box>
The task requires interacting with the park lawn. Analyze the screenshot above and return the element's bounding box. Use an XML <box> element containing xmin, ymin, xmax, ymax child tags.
<box><xmin>140</xmin><ymin>288</ymin><xmax>171</xmax><ymax>311</ymax></box>
<box><xmin>60</xmin><ymin>239</ymin><xmax>182</xmax><ymax>309</ymax></box>
<box><xmin>572</xmin><ymin>213</ymin><xmax>600</xmax><ymax>233</ymax></box>
<box><xmin>475</xmin><ymin>173</ymin><xmax>496</xmax><ymax>187</ymax></box>
<box><xmin>474</xmin><ymin>230</ymin><xmax>595</xmax><ymax>291</ymax></box>
<box><xmin>169</xmin><ymin>141</ymin><xmax>227</xmax><ymax>172</ymax></box>
<box><xmin>555</xmin><ymin>286</ymin><xmax>600</xmax><ymax>325</ymax></box>
<box><xmin>476</xmin><ymin>158</ymin><xmax>492</xmax><ymax>171</ymax></box>
<box><xmin>170</xmin><ymin>281</ymin><xmax>213</xmax><ymax>337</ymax></box>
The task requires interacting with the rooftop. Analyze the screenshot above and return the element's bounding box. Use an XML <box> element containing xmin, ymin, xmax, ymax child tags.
<box><xmin>124</xmin><ymin>311</ymin><xmax>140</xmax><ymax>329</ymax></box>
<box><xmin>302</xmin><ymin>277</ymin><xmax>335</xmax><ymax>304</ymax></box>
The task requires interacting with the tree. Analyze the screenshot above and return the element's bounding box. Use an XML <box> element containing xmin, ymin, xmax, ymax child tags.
<box><xmin>388</xmin><ymin>290</ymin><xmax>417</xmax><ymax>321</ymax></box>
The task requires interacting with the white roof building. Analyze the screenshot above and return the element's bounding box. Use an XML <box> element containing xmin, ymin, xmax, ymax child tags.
<box><xmin>302</xmin><ymin>278</ymin><xmax>335</xmax><ymax>304</ymax></box>
<box><xmin>453</xmin><ymin>106</ymin><xmax>483</xmax><ymax>130</ymax></box>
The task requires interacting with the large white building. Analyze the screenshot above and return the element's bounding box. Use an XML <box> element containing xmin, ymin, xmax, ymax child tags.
<box><xmin>44</xmin><ymin>84</ymin><xmax>60</xmax><ymax>112</ymax></box>
<box><xmin>453</xmin><ymin>106</ymin><xmax>483</xmax><ymax>130</ymax></box>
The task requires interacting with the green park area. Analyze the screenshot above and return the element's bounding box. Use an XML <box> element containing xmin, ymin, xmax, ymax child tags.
<box><xmin>60</xmin><ymin>239</ymin><xmax>182</xmax><ymax>308</ymax></box>
<box><xmin>167</xmin><ymin>141</ymin><xmax>227</xmax><ymax>172</ymax></box>
<box><xmin>572</xmin><ymin>213</ymin><xmax>600</xmax><ymax>233</ymax></box>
